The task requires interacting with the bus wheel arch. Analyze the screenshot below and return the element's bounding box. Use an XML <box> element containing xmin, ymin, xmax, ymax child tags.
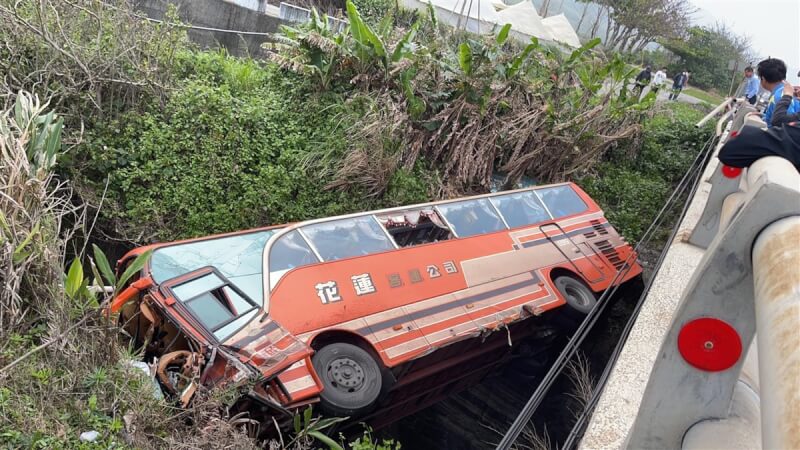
<box><xmin>547</xmin><ymin>267</ymin><xmax>598</xmax><ymax>315</ymax></box>
<box><xmin>309</xmin><ymin>330</ymin><xmax>391</xmax><ymax>417</ymax></box>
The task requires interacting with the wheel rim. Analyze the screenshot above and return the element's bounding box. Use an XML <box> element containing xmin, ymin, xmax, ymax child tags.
<box><xmin>327</xmin><ymin>357</ymin><xmax>366</xmax><ymax>393</ymax></box>
<box><xmin>565</xmin><ymin>284</ymin><xmax>591</xmax><ymax>308</ymax></box>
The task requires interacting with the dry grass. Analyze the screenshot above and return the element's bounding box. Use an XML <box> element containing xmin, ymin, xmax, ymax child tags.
<box><xmin>565</xmin><ymin>352</ymin><xmax>595</xmax><ymax>420</ymax></box>
<box><xmin>0</xmin><ymin>92</ymin><xmax>263</xmax><ymax>448</ymax></box>
<box><xmin>516</xmin><ymin>424</ymin><xmax>553</xmax><ymax>450</ymax></box>
<box><xmin>0</xmin><ymin>92</ymin><xmax>81</xmax><ymax>348</ymax></box>
<box><xmin>483</xmin><ymin>421</ymin><xmax>553</xmax><ymax>450</ymax></box>
<box><xmin>0</xmin><ymin>0</ymin><xmax>186</xmax><ymax>117</ymax></box>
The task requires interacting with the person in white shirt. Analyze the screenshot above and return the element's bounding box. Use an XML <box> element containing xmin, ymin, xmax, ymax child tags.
<box><xmin>651</xmin><ymin>68</ymin><xmax>667</xmax><ymax>96</ymax></box>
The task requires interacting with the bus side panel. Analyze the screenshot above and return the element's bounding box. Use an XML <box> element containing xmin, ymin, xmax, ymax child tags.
<box><xmin>277</xmin><ymin>356</ymin><xmax>323</xmax><ymax>403</ymax></box>
<box><xmin>268</xmin><ymin>232</ymin><xmax>517</xmax><ymax>335</ymax></box>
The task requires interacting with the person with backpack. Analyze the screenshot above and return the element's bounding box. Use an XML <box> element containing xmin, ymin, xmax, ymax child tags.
<box><xmin>634</xmin><ymin>66</ymin><xmax>652</xmax><ymax>98</ymax></box>
<box><xmin>669</xmin><ymin>71</ymin><xmax>688</xmax><ymax>100</ymax></box>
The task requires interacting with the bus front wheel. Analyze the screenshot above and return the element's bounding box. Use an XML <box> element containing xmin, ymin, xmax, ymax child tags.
<box><xmin>312</xmin><ymin>342</ymin><xmax>382</xmax><ymax>417</ymax></box>
<box><xmin>554</xmin><ymin>275</ymin><xmax>597</xmax><ymax>315</ymax></box>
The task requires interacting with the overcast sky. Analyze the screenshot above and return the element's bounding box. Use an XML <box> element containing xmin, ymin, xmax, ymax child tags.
<box><xmin>688</xmin><ymin>0</ymin><xmax>800</xmax><ymax>83</ymax></box>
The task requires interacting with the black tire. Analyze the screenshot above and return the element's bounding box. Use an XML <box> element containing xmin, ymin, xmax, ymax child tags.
<box><xmin>312</xmin><ymin>342</ymin><xmax>383</xmax><ymax>417</ymax></box>
<box><xmin>554</xmin><ymin>275</ymin><xmax>597</xmax><ymax>315</ymax></box>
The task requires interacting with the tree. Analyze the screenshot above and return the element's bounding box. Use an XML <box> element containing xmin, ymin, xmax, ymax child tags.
<box><xmin>661</xmin><ymin>24</ymin><xmax>752</xmax><ymax>92</ymax></box>
<box><xmin>602</xmin><ymin>0</ymin><xmax>694</xmax><ymax>53</ymax></box>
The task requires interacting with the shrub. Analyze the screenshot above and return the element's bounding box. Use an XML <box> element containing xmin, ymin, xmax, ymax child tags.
<box><xmin>352</xmin><ymin>0</ymin><xmax>396</xmax><ymax>25</ymax></box>
<box><xmin>578</xmin><ymin>102</ymin><xmax>713</xmax><ymax>243</ymax></box>
<box><xmin>579</xmin><ymin>164</ymin><xmax>670</xmax><ymax>241</ymax></box>
<box><xmin>633</xmin><ymin>103</ymin><xmax>712</xmax><ymax>183</ymax></box>
<box><xmin>82</xmin><ymin>75</ymin><xmax>351</xmax><ymax>240</ymax></box>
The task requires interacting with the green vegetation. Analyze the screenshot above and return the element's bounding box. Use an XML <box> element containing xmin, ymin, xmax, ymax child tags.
<box><xmin>682</xmin><ymin>87</ymin><xmax>725</xmax><ymax>106</ymax></box>
<box><xmin>82</xmin><ymin>54</ymin><xmax>406</xmax><ymax>241</ymax></box>
<box><xmin>70</xmin><ymin>0</ymin><xmax>656</xmax><ymax>241</ymax></box>
<box><xmin>0</xmin><ymin>0</ymin><xmax>715</xmax><ymax>448</ymax></box>
<box><xmin>270</xmin><ymin>1</ymin><xmax>653</xmax><ymax>196</ymax></box>
<box><xmin>579</xmin><ymin>102</ymin><xmax>714</xmax><ymax>242</ymax></box>
<box><xmin>661</xmin><ymin>25</ymin><xmax>753</xmax><ymax>93</ymax></box>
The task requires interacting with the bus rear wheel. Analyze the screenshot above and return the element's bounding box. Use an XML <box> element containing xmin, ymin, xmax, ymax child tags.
<box><xmin>312</xmin><ymin>342</ymin><xmax>382</xmax><ymax>417</ymax></box>
<box><xmin>554</xmin><ymin>275</ymin><xmax>597</xmax><ymax>315</ymax></box>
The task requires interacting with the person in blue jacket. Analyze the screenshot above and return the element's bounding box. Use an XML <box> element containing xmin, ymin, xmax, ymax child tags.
<box><xmin>742</xmin><ymin>66</ymin><xmax>760</xmax><ymax>105</ymax></box>
<box><xmin>757</xmin><ymin>58</ymin><xmax>800</xmax><ymax>127</ymax></box>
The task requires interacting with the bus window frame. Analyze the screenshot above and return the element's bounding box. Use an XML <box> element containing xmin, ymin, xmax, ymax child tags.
<box><xmin>487</xmin><ymin>198</ymin><xmax>512</xmax><ymax>229</ymax></box>
<box><xmin>260</xmin><ymin>183</ymin><xmax>591</xmax><ymax>313</ymax></box>
<box><xmin>488</xmin><ymin>191</ymin><xmax>553</xmax><ymax>230</ymax></box>
<box><xmin>263</xmin><ymin>215</ymin><xmax>400</xmax><ymax>312</ymax></box>
<box><xmin>434</xmin><ymin>198</ymin><xmax>509</xmax><ymax>238</ymax></box>
<box><xmin>160</xmin><ymin>266</ymin><xmax>261</xmax><ymax>344</ymax></box>
<box><xmin>534</xmin><ymin>185</ymin><xmax>588</xmax><ymax>220</ymax></box>
<box><xmin>533</xmin><ymin>190</ymin><xmax>555</xmax><ymax>219</ymax></box>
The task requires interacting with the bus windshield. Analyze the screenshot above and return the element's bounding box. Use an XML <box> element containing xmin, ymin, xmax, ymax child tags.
<box><xmin>150</xmin><ymin>229</ymin><xmax>279</xmax><ymax>304</ymax></box>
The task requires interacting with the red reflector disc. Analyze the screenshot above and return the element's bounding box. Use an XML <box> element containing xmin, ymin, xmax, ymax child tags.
<box><xmin>721</xmin><ymin>165</ymin><xmax>742</xmax><ymax>178</ymax></box>
<box><xmin>678</xmin><ymin>317</ymin><xmax>741</xmax><ymax>372</ymax></box>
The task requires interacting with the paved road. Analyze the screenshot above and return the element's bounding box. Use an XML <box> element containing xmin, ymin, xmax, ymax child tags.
<box><xmin>636</xmin><ymin>86</ymin><xmax>704</xmax><ymax>104</ymax></box>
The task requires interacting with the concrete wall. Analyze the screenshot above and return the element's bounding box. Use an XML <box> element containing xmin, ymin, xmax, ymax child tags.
<box><xmin>134</xmin><ymin>0</ymin><xmax>281</xmax><ymax>57</ymax></box>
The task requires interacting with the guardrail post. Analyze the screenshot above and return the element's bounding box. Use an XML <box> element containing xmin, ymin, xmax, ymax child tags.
<box><xmin>626</xmin><ymin>156</ymin><xmax>800</xmax><ymax>449</ymax></box>
<box><xmin>688</xmin><ymin>163</ymin><xmax>743</xmax><ymax>249</ymax></box>
<box><xmin>729</xmin><ymin>104</ymin><xmax>757</xmax><ymax>134</ymax></box>
<box><xmin>752</xmin><ymin>216</ymin><xmax>800</xmax><ymax>449</ymax></box>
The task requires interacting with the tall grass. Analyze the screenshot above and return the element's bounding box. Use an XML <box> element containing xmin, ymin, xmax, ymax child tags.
<box><xmin>0</xmin><ymin>93</ymin><xmax>262</xmax><ymax>448</ymax></box>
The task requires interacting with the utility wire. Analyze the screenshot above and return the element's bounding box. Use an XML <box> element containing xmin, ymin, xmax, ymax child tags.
<box><xmin>496</xmin><ymin>127</ymin><xmax>719</xmax><ymax>450</ymax></box>
<box><xmin>559</xmin><ymin>130</ymin><xmax>718</xmax><ymax>450</ymax></box>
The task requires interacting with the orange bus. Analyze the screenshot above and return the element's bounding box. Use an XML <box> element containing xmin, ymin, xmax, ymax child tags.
<box><xmin>112</xmin><ymin>182</ymin><xmax>641</xmax><ymax>419</ymax></box>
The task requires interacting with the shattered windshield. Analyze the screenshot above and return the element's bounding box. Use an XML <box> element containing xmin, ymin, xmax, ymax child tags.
<box><xmin>150</xmin><ymin>230</ymin><xmax>279</xmax><ymax>305</ymax></box>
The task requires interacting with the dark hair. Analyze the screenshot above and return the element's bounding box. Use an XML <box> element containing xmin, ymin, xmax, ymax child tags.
<box><xmin>744</xmin><ymin>66</ymin><xmax>754</xmax><ymax>72</ymax></box>
<box><xmin>756</xmin><ymin>58</ymin><xmax>786</xmax><ymax>83</ymax></box>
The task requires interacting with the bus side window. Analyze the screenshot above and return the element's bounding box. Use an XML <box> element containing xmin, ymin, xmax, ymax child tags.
<box><xmin>377</xmin><ymin>209</ymin><xmax>452</xmax><ymax>247</ymax></box>
<box><xmin>536</xmin><ymin>185</ymin><xmax>588</xmax><ymax>219</ymax></box>
<box><xmin>490</xmin><ymin>191</ymin><xmax>550</xmax><ymax>228</ymax></box>
<box><xmin>437</xmin><ymin>199</ymin><xmax>506</xmax><ymax>238</ymax></box>
<box><xmin>302</xmin><ymin>217</ymin><xmax>395</xmax><ymax>261</ymax></box>
<box><xmin>268</xmin><ymin>230</ymin><xmax>320</xmax><ymax>288</ymax></box>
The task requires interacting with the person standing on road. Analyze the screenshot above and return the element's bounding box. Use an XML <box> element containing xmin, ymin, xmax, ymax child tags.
<box><xmin>757</xmin><ymin>58</ymin><xmax>800</xmax><ymax>128</ymax></box>
<box><xmin>651</xmin><ymin>68</ymin><xmax>667</xmax><ymax>96</ymax></box>
<box><xmin>669</xmin><ymin>70</ymin><xmax>688</xmax><ymax>100</ymax></box>
<box><xmin>634</xmin><ymin>66</ymin><xmax>652</xmax><ymax>98</ymax></box>
<box><xmin>743</xmin><ymin>66</ymin><xmax>760</xmax><ymax>105</ymax></box>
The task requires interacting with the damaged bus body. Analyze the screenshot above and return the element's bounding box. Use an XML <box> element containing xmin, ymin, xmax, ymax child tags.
<box><xmin>111</xmin><ymin>182</ymin><xmax>642</xmax><ymax>426</ymax></box>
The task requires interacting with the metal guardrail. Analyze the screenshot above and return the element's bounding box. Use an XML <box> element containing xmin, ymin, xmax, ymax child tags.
<box><xmin>626</xmin><ymin>98</ymin><xmax>800</xmax><ymax>449</ymax></box>
<box><xmin>689</xmin><ymin>100</ymin><xmax>768</xmax><ymax>249</ymax></box>
<box><xmin>278</xmin><ymin>2</ymin><xmax>348</xmax><ymax>33</ymax></box>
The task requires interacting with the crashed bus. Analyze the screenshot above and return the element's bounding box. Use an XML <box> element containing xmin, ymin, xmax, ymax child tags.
<box><xmin>111</xmin><ymin>182</ymin><xmax>642</xmax><ymax>423</ymax></box>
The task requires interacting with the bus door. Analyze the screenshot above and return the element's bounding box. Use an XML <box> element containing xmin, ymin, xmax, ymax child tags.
<box><xmin>538</xmin><ymin>223</ymin><xmax>605</xmax><ymax>283</ymax></box>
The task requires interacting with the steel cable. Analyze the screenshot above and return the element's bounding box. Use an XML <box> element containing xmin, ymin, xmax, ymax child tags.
<box><xmin>496</xmin><ymin>128</ymin><xmax>719</xmax><ymax>450</ymax></box>
<box><xmin>559</xmin><ymin>131</ymin><xmax>716</xmax><ymax>450</ymax></box>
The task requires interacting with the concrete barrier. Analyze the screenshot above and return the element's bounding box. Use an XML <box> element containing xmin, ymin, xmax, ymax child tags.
<box><xmin>625</xmin><ymin>156</ymin><xmax>800</xmax><ymax>448</ymax></box>
<box><xmin>581</xmin><ymin>97</ymin><xmax>799</xmax><ymax>449</ymax></box>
